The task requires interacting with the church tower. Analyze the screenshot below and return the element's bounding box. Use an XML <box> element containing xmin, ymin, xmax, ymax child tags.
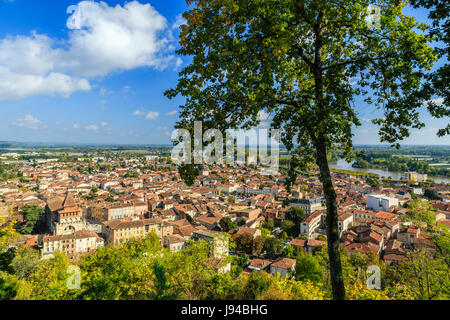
<box><xmin>47</xmin><ymin>192</ymin><xmax>87</xmax><ymax>235</ymax></box>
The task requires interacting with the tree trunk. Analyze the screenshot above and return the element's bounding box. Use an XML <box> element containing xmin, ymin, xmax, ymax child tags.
<box><xmin>315</xmin><ymin>140</ymin><xmax>346</xmax><ymax>300</ymax></box>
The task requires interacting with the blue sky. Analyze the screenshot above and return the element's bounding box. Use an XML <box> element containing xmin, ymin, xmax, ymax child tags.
<box><xmin>0</xmin><ymin>0</ymin><xmax>448</xmax><ymax>146</ymax></box>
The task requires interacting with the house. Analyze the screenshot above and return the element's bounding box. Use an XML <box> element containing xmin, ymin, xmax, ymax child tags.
<box><xmin>42</xmin><ymin>230</ymin><xmax>104</xmax><ymax>260</ymax></box>
<box><xmin>236</xmin><ymin>227</ymin><xmax>262</xmax><ymax>239</ymax></box>
<box><xmin>289</xmin><ymin>238</ymin><xmax>306</xmax><ymax>251</ymax></box>
<box><xmin>338</xmin><ymin>212</ymin><xmax>354</xmax><ymax>236</ymax></box>
<box><xmin>247</xmin><ymin>258</ymin><xmax>271</xmax><ymax>272</ymax></box>
<box><xmin>163</xmin><ymin>234</ymin><xmax>186</xmax><ymax>252</ymax></box>
<box><xmin>270</xmin><ymin>257</ymin><xmax>296</xmax><ymax>278</ymax></box>
<box><xmin>306</xmin><ymin>239</ymin><xmax>327</xmax><ymax>252</ymax></box>
<box><xmin>397</xmin><ymin>227</ymin><xmax>420</xmax><ymax>245</ymax></box>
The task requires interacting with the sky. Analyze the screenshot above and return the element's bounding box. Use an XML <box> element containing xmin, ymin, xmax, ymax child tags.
<box><xmin>0</xmin><ymin>0</ymin><xmax>448</xmax><ymax>146</ymax></box>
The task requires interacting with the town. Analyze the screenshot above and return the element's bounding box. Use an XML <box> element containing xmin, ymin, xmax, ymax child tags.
<box><xmin>0</xmin><ymin>147</ymin><xmax>449</xmax><ymax>300</ymax></box>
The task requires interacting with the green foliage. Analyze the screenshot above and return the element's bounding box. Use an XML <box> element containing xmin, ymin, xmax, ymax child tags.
<box><xmin>295</xmin><ymin>254</ymin><xmax>323</xmax><ymax>284</ymax></box>
<box><xmin>25</xmin><ymin>252</ymin><xmax>73</xmax><ymax>300</ymax></box>
<box><xmin>262</xmin><ymin>218</ymin><xmax>274</xmax><ymax>231</ymax></box>
<box><xmin>407</xmin><ymin>199</ymin><xmax>437</xmax><ymax>229</ymax></box>
<box><xmin>230</xmin><ymin>254</ymin><xmax>249</xmax><ymax>278</ymax></box>
<box><xmin>10</xmin><ymin>246</ymin><xmax>40</xmax><ymax>280</ymax></box>
<box><xmin>394</xmin><ymin>250</ymin><xmax>450</xmax><ymax>300</ymax></box>
<box><xmin>0</xmin><ymin>248</ymin><xmax>16</xmax><ymax>274</ymax></box>
<box><xmin>366</xmin><ymin>176</ymin><xmax>381</xmax><ymax>188</ymax></box>
<box><xmin>0</xmin><ymin>271</ymin><xmax>20</xmax><ymax>300</ymax></box>
<box><xmin>77</xmin><ymin>233</ymin><xmax>162</xmax><ymax>300</ymax></box>
<box><xmin>263</xmin><ymin>237</ymin><xmax>284</xmax><ymax>259</ymax></box>
<box><xmin>280</xmin><ymin>220</ymin><xmax>296</xmax><ymax>236</ymax></box>
<box><xmin>148</xmin><ymin>260</ymin><xmax>180</xmax><ymax>300</ymax></box>
<box><xmin>233</xmin><ymin>233</ymin><xmax>253</xmax><ymax>255</ymax></box>
<box><xmin>19</xmin><ymin>205</ymin><xmax>45</xmax><ymax>234</ymax></box>
<box><xmin>219</xmin><ymin>217</ymin><xmax>236</xmax><ymax>232</ymax></box>
<box><xmin>178</xmin><ymin>164</ymin><xmax>199</xmax><ymax>186</ymax></box>
<box><xmin>424</xmin><ymin>189</ymin><xmax>442</xmax><ymax>201</ymax></box>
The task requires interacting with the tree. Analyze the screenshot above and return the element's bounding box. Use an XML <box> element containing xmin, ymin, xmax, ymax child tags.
<box><xmin>263</xmin><ymin>237</ymin><xmax>284</xmax><ymax>259</ymax></box>
<box><xmin>395</xmin><ymin>250</ymin><xmax>450</xmax><ymax>300</ymax></box>
<box><xmin>281</xmin><ymin>220</ymin><xmax>296</xmax><ymax>236</ymax></box>
<box><xmin>233</xmin><ymin>233</ymin><xmax>254</xmax><ymax>254</ymax></box>
<box><xmin>20</xmin><ymin>205</ymin><xmax>45</xmax><ymax>234</ymax></box>
<box><xmin>409</xmin><ymin>0</ymin><xmax>449</xmax><ymax>137</ymax></box>
<box><xmin>424</xmin><ymin>189</ymin><xmax>441</xmax><ymax>201</ymax></box>
<box><xmin>0</xmin><ymin>247</ymin><xmax>15</xmax><ymax>274</ymax></box>
<box><xmin>262</xmin><ymin>218</ymin><xmax>274</xmax><ymax>231</ymax></box>
<box><xmin>407</xmin><ymin>199</ymin><xmax>437</xmax><ymax>229</ymax></box>
<box><xmin>148</xmin><ymin>261</ymin><xmax>180</xmax><ymax>300</ymax></box>
<box><xmin>284</xmin><ymin>206</ymin><xmax>306</xmax><ymax>237</ymax></box>
<box><xmin>295</xmin><ymin>254</ymin><xmax>323</xmax><ymax>284</ymax></box>
<box><xmin>253</xmin><ymin>235</ymin><xmax>265</xmax><ymax>255</ymax></box>
<box><xmin>231</xmin><ymin>253</ymin><xmax>249</xmax><ymax>277</ymax></box>
<box><xmin>10</xmin><ymin>246</ymin><xmax>40</xmax><ymax>280</ymax></box>
<box><xmin>219</xmin><ymin>217</ymin><xmax>236</xmax><ymax>232</ymax></box>
<box><xmin>167</xmin><ymin>0</ymin><xmax>440</xmax><ymax>300</ymax></box>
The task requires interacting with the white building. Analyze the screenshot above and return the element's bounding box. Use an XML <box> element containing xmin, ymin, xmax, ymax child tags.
<box><xmin>300</xmin><ymin>210</ymin><xmax>325</xmax><ymax>238</ymax></box>
<box><xmin>270</xmin><ymin>258</ymin><xmax>296</xmax><ymax>278</ymax></box>
<box><xmin>366</xmin><ymin>194</ymin><xmax>398</xmax><ymax>212</ymax></box>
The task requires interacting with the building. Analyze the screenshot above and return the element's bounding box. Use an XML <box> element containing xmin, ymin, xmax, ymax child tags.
<box><xmin>103</xmin><ymin>202</ymin><xmax>147</xmax><ymax>221</ymax></box>
<box><xmin>42</xmin><ymin>230</ymin><xmax>104</xmax><ymax>260</ymax></box>
<box><xmin>191</xmin><ymin>229</ymin><xmax>229</xmax><ymax>258</ymax></box>
<box><xmin>163</xmin><ymin>234</ymin><xmax>186</xmax><ymax>252</ymax></box>
<box><xmin>338</xmin><ymin>212</ymin><xmax>354</xmax><ymax>236</ymax></box>
<box><xmin>102</xmin><ymin>217</ymin><xmax>173</xmax><ymax>246</ymax></box>
<box><xmin>290</xmin><ymin>197</ymin><xmax>325</xmax><ymax>216</ymax></box>
<box><xmin>400</xmin><ymin>172</ymin><xmax>428</xmax><ymax>182</ymax></box>
<box><xmin>366</xmin><ymin>194</ymin><xmax>398</xmax><ymax>212</ymax></box>
<box><xmin>300</xmin><ymin>209</ymin><xmax>325</xmax><ymax>238</ymax></box>
<box><xmin>45</xmin><ymin>192</ymin><xmax>87</xmax><ymax>236</ymax></box>
<box><xmin>270</xmin><ymin>257</ymin><xmax>296</xmax><ymax>278</ymax></box>
<box><xmin>247</xmin><ymin>258</ymin><xmax>271</xmax><ymax>272</ymax></box>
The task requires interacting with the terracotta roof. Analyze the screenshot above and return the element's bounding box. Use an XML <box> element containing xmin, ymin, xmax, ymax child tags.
<box><xmin>271</xmin><ymin>257</ymin><xmax>296</xmax><ymax>269</ymax></box>
<box><xmin>62</xmin><ymin>192</ymin><xmax>77</xmax><ymax>208</ymax></box>
<box><xmin>290</xmin><ymin>239</ymin><xmax>306</xmax><ymax>247</ymax></box>
<box><xmin>307</xmin><ymin>239</ymin><xmax>327</xmax><ymax>247</ymax></box>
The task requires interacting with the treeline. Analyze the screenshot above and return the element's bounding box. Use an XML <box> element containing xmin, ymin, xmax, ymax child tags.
<box><xmin>353</xmin><ymin>152</ymin><xmax>450</xmax><ymax>177</ymax></box>
<box><xmin>0</xmin><ymin>164</ymin><xmax>20</xmax><ymax>182</ymax></box>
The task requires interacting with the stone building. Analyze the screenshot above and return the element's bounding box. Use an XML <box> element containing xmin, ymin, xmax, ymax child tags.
<box><xmin>45</xmin><ymin>192</ymin><xmax>87</xmax><ymax>236</ymax></box>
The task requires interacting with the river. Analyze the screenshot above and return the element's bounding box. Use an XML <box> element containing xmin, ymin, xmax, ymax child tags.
<box><xmin>329</xmin><ymin>159</ymin><xmax>450</xmax><ymax>184</ymax></box>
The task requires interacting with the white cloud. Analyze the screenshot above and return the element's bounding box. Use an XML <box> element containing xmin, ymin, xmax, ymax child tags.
<box><xmin>101</xmin><ymin>121</ymin><xmax>108</xmax><ymax>126</ymax></box>
<box><xmin>166</xmin><ymin>110</ymin><xmax>177</xmax><ymax>116</ymax></box>
<box><xmin>12</xmin><ymin>114</ymin><xmax>42</xmax><ymax>129</ymax></box>
<box><xmin>172</xmin><ymin>14</ymin><xmax>187</xmax><ymax>30</ymax></box>
<box><xmin>145</xmin><ymin>111</ymin><xmax>160</xmax><ymax>120</ymax></box>
<box><xmin>0</xmin><ymin>1</ymin><xmax>178</xmax><ymax>101</ymax></box>
<box><xmin>73</xmin><ymin>124</ymin><xmax>80</xmax><ymax>129</ymax></box>
<box><xmin>424</xmin><ymin>98</ymin><xmax>444</xmax><ymax>106</ymax></box>
<box><xmin>133</xmin><ymin>110</ymin><xmax>145</xmax><ymax>116</ymax></box>
<box><xmin>86</xmin><ymin>124</ymin><xmax>99</xmax><ymax>131</ymax></box>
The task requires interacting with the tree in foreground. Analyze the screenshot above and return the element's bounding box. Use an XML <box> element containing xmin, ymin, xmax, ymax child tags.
<box><xmin>166</xmin><ymin>0</ymin><xmax>442</xmax><ymax>299</ymax></box>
